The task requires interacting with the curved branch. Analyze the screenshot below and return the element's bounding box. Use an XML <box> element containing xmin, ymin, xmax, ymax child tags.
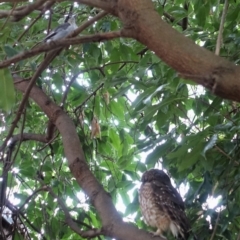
<box><xmin>13</xmin><ymin>77</ymin><xmax>164</xmax><ymax>240</ymax></box>
<box><xmin>6</xmin><ymin>199</ymin><xmax>46</xmax><ymax>240</ymax></box>
<box><xmin>0</xmin><ymin>0</ymin><xmax>52</xmax><ymax>21</ymax></box>
<box><xmin>117</xmin><ymin>0</ymin><xmax>240</xmax><ymax>102</ymax></box>
<box><xmin>0</xmin><ymin>10</ymin><xmax>110</xmax><ymax>152</ymax></box>
<box><xmin>45</xmin><ymin>183</ymin><xmax>103</xmax><ymax>238</ymax></box>
<box><xmin>0</xmin><ymin>133</ymin><xmax>48</xmax><ymax>152</ymax></box>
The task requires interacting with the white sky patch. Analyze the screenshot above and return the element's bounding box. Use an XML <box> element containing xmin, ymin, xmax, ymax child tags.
<box><xmin>187</xmin><ymin>109</ymin><xmax>195</xmax><ymax>119</ymax></box>
<box><xmin>54</xmin><ymin>207</ymin><xmax>60</xmax><ymax>217</ymax></box>
<box><xmin>206</xmin><ymin>215</ymin><xmax>212</xmax><ymax>229</ymax></box>
<box><xmin>62</xmin><ymin>85</ymin><xmax>66</xmax><ymax>91</ymax></box>
<box><xmin>206</xmin><ymin>195</ymin><xmax>222</xmax><ymax>210</ymax></box>
<box><xmin>179</xmin><ymin>182</ymin><xmax>189</xmax><ymax>200</ymax></box>
<box><xmin>76</xmin><ymin>74</ymin><xmax>90</xmax><ymax>87</ymax></box>
<box><xmin>139</xmin><ymin>149</ymin><xmax>153</xmax><ymax>163</ymax></box>
<box><xmin>205</xmin><ymin>196</ymin><xmax>224</xmax><ymax>230</ymax></box>
<box><xmin>127</xmin><ymin>89</ymin><xmax>138</xmax><ymax>102</ymax></box>
<box><xmin>176</xmin><ymin>134</ymin><xmax>182</xmax><ymax>143</ymax></box>
<box><xmin>116</xmin><ymin>193</ymin><xmax>126</xmax><ymax>214</ymax></box>
<box><xmin>123</xmin><ymin>212</ymin><xmax>137</xmax><ymax>223</ymax></box>
<box><xmin>76</xmin><ymin>191</ymin><xmax>89</xmax><ymax>211</ymax></box>
<box><xmin>74</xmin><ymin>2</ymin><xmax>79</xmax><ymax>7</ymax></box>
<box><xmin>65</xmin><ymin>196</ymin><xmax>73</xmax><ymax>206</ymax></box>
<box><xmin>188</xmin><ymin>84</ymin><xmax>205</xmax><ymax>97</ymax></box>
<box><xmin>198</xmin><ymin>40</ymin><xmax>206</xmax><ymax>47</ymax></box>
<box><xmin>112</xmin><ymin>119</ymin><xmax>119</xmax><ymax>126</ymax></box>
<box><xmin>12</xmin><ymin>167</ymin><xmax>19</xmax><ymax>174</ymax></box>
<box><xmin>147</xmin><ymin>70</ymin><xmax>153</xmax><ymax>77</ymax></box>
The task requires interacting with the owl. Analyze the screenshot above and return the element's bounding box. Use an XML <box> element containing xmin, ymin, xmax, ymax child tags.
<box><xmin>139</xmin><ymin>169</ymin><xmax>191</xmax><ymax>239</ymax></box>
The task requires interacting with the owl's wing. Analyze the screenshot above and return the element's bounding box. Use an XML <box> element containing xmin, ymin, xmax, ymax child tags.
<box><xmin>152</xmin><ymin>180</ymin><xmax>185</xmax><ymax>210</ymax></box>
<box><xmin>151</xmin><ymin>181</ymin><xmax>191</xmax><ymax>239</ymax></box>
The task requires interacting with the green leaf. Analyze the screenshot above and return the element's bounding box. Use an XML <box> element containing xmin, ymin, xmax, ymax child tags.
<box><xmin>1</xmin><ymin>2</ymin><xmax>240</xmax><ymax>239</ymax></box>
<box><xmin>146</xmin><ymin>142</ymin><xmax>170</xmax><ymax>167</ymax></box>
<box><xmin>143</xmin><ymin>83</ymin><xmax>169</xmax><ymax>105</ymax></box>
<box><xmin>202</xmin><ymin>134</ymin><xmax>218</xmax><ymax>157</ymax></box>
<box><xmin>195</xmin><ymin>4</ymin><xmax>208</xmax><ymax>27</ymax></box>
<box><xmin>110</xmin><ymin>100</ymin><xmax>125</xmax><ymax>121</ymax></box>
<box><xmin>0</xmin><ymin>68</ymin><xmax>15</xmax><ymax>111</ymax></box>
<box><xmin>3</xmin><ymin>45</ymin><xmax>19</xmax><ymax>57</ymax></box>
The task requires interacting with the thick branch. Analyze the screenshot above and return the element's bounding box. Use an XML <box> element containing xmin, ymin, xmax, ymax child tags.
<box><xmin>76</xmin><ymin>0</ymin><xmax>117</xmax><ymax>15</ymax></box>
<box><xmin>78</xmin><ymin>0</ymin><xmax>240</xmax><ymax>103</ymax></box>
<box><xmin>117</xmin><ymin>0</ymin><xmax>240</xmax><ymax>102</ymax></box>
<box><xmin>13</xmin><ymin>77</ymin><xmax>164</xmax><ymax>240</ymax></box>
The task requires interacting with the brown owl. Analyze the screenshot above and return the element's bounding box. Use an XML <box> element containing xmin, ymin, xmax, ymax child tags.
<box><xmin>139</xmin><ymin>169</ymin><xmax>192</xmax><ymax>239</ymax></box>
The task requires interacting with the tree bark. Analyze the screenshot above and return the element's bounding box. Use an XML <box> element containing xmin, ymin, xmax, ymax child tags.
<box><xmin>77</xmin><ymin>0</ymin><xmax>240</xmax><ymax>102</ymax></box>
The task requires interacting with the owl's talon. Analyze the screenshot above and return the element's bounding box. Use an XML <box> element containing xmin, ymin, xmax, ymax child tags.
<box><xmin>149</xmin><ymin>231</ymin><xmax>166</xmax><ymax>239</ymax></box>
<box><xmin>155</xmin><ymin>234</ymin><xmax>166</xmax><ymax>239</ymax></box>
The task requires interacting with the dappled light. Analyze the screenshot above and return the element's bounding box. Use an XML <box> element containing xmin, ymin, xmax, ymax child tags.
<box><xmin>0</xmin><ymin>0</ymin><xmax>240</xmax><ymax>240</ymax></box>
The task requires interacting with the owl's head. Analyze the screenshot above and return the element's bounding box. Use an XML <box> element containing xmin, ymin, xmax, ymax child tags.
<box><xmin>141</xmin><ymin>169</ymin><xmax>171</xmax><ymax>184</ymax></box>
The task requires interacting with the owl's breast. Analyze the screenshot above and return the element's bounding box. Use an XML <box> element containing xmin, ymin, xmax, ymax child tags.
<box><xmin>140</xmin><ymin>198</ymin><xmax>158</xmax><ymax>227</ymax></box>
<box><xmin>139</xmin><ymin>183</ymin><xmax>167</xmax><ymax>228</ymax></box>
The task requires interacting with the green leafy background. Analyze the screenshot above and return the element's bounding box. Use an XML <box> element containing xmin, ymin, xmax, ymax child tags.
<box><xmin>1</xmin><ymin>0</ymin><xmax>240</xmax><ymax>239</ymax></box>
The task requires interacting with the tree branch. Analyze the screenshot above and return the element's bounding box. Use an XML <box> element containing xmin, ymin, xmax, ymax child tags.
<box><xmin>45</xmin><ymin>183</ymin><xmax>103</xmax><ymax>238</ymax></box>
<box><xmin>76</xmin><ymin>0</ymin><xmax>240</xmax><ymax>103</ymax></box>
<box><xmin>0</xmin><ymin>32</ymin><xmax>121</xmax><ymax>68</ymax></box>
<box><xmin>0</xmin><ymin>0</ymin><xmax>52</xmax><ymax>21</ymax></box>
<box><xmin>215</xmin><ymin>0</ymin><xmax>229</xmax><ymax>56</ymax></box>
<box><xmin>76</xmin><ymin>0</ymin><xmax>117</xmax><ymax>15</ymax></box>
<box><xmin>71</xmin><ymin>10</ymin><xmax>108</xmax><ymax>37</ymax></box>
<box><xmin>6</xmin><ymin>199</ymin><xmax>46</xmax><ymax>240</ymax></box>
<box><xmin>13</xmin><ymin>76</ymin><xmax>165</xmax><ymax>240</ymax></box>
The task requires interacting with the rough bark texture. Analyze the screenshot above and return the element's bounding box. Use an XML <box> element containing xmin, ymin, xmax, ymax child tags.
<box><xmin>118</xmin><ymin>0</ymin><xmax>240</xmax><ymax>101</ymax></box>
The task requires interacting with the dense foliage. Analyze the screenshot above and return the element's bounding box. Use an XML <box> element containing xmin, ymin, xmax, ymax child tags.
<box><xmin>1</xmin><ymin>0</ymin><xmax>240</xmax><ymax>239</ymax></box>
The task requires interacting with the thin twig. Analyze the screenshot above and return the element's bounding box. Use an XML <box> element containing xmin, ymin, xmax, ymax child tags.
<box><xmin>19</xmin><ymin>187</ymin><xmax>47</xmax><ymax>211</ymax></box>
<box><xmin>0</xmin><ymin>34</ymin><xmax>118</xmax><ymax>70</ymax></box>
<box><xmin>74</xmin><ymin>83</ymin><xmax>104</xmax><ymax>112</ymax></box>
<box><xmin>45</xmin><ymin>184</ymin><xmax>103</xmax><ymax>238</ymax></box>
<box><xmin>210</xmin><ymin>211</ymin><xmax>220</xmax><ymax>240</ymax></box>
<box><xmin>1</xmin><ymin>11</ymin><xmax>111</xmax><ymax>150</ymax></box>
<box><xmin>6</xmin><ymin>199</ymin><xmax>46</xmax><ymax>240</ymax></box>
<box><xmin>14</xmin><ymin>12</ymin><xmax>43</xmax><ymax>45</ymax></box>
<box><xmin>0</xmin><ymin>0</ymin><xmax>46</xmax><ymax>21</ymax></box>
<box><xmin>0</xmin><ymin>51</ymin><xmax>60</xmax><ymax>152</ymax></box>
<box><xmin>61</xmin><ymin>71</ymin><xmax>85</xmax><ymax>107</ymax></box>
<box><xmin>215</xmin><ymin>0</ymin><xmax>229</xmax><ymax>55</ymax></box>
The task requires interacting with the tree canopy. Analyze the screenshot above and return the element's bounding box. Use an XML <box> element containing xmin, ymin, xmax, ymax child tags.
<box><xmin>1</xmin><ymin>0</ymin><xmax>240</xmax><ymax>239</ymax></box>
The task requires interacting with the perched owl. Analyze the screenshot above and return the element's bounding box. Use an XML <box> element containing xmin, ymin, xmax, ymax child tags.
<box><xmin>139</xmin><ymin>169</ymin><xmax>191</xmax><ymax>239</ymax></box>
